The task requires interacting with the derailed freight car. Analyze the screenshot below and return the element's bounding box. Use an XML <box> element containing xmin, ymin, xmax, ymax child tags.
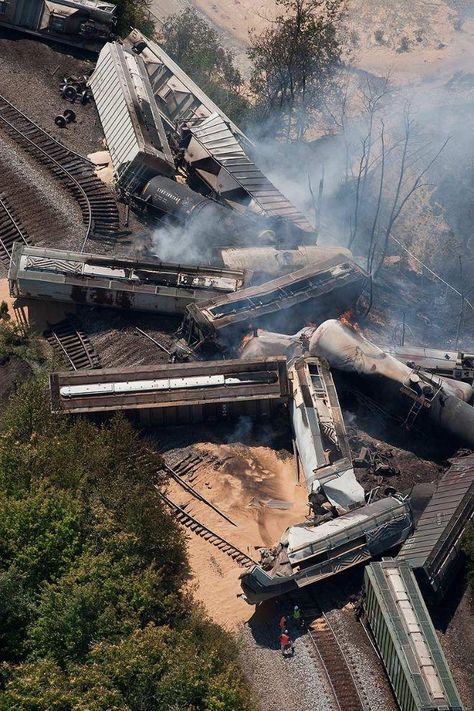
<box><xmin>239</xmin><ymin>495</ymin><xmax>412</xmax><ymax>604</ymax></box>
<box><xmin>181</xmin><ymin>256</ymin><xmax>366</xmax><ymax>348</ymax></box>
<box><xmin>8</xmin><ymin>243</ymin><xmax>245</xmax><ymax>315</ymax></box>
<box><xmin>0</xmin><ymin>0</ymin><xmax>117</xmax><ymax>52</ymax></box>
<box><xmin>397</xmin><ymin>452</ymin><xmax>474</xmax><ymax>603</ymax></box>
<box><xmin>88</xmin><ymin>42</ymin><xmax>175</xmax><ymax>194</ymax></box>
<box><xmin>364</xmin><ymin>560</ymin><xmax>464</xmax><ymax>711</ymax></box>
<box><xmin>50</xmin><ymin>357</ymin><xmax>289</xmax><ymax>425</ymax></box>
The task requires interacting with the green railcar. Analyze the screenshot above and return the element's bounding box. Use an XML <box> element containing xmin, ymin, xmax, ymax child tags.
<box><xmin>364</xmin><ymin>560</ymin><xmax>464</xmax><ymax>711</ymax></box>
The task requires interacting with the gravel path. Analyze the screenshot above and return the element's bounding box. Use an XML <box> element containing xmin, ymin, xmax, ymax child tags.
<box><xmin>239</xmin><ymin>603</ymin><xmax>335</xmax><ymax>711</ymax></box>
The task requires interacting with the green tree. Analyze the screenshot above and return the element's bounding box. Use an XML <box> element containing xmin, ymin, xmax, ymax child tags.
<box><xmin>159</xmin><ymin>9</ymin><xmax>250</xmax><ymax>123</ymax></box>
<box><xmin>0</xmin><ymin>379</ymin><xmax>254</xmax><ymax>709</ymax></box>
<box><xmin>249</xmin><ymin>0</ymin><xmax>343</xmax><ymax>139</ymax></box>
<box><xmin>110</xmin><ymin>0</ymin><xmax>156</xmax><ymax>37</ymax></box>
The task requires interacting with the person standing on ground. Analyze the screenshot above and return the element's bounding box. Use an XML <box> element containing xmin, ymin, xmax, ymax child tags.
<box><xmin>279</xmin><ymin>629</ymin><xmax>295</xmax><ymax>656</ymax></box>
<box><xmin>292</xmin><ymin>605</ymin><xmax>303</xmax><ymax>629</ymax></box>
<box><xmin>279</xmin><ymin>614</ymin><xmax>287</xmax><ymax>631</ymax></box>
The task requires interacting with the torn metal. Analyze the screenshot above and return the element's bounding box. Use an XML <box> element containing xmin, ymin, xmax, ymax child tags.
<box><xmin>180</xmin><ymin>258</ymin><xmax>366</xmax><ymax>348</ymax></box>
<box><xmin>240</xmin><ymin>495</ymin><xmax>412</xmax><ymax>604</ymax></box>
<box><xmin>309</xmin><ymin>319</ymin><xmax>474</xmax><ymax>446</ymax></box>
<box><xmin>8</xmin><ymin>243</ymin><xmax>245</xmax><ymax>315</ymax></box>
<box><xmin>288</xmin><ymin>356</ymin><xmax>365</xmax><ymax>513</ymax></box>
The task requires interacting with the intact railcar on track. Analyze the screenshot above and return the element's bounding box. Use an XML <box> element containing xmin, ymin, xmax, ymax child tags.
<box><xmin>364</xmin><ymin>560</ymin><xmax>464</xmax><ymax>711</ymax></box>
<box><xmin>181</xmin><ymin>256</ymin><xmax>366</xmax><ymax>348</ymax></box>
<box><xmin>8</xmin><ymin>243</ymin><xmax>245</xmax><ymax>315</ymax></box>
<box><xmin>239</xmin><ymin>495</ymin><xmax>413</xmax><ymax>604</ymax></box>
<box><xmin>0</xmin><ymin>0</ymin><xmax>117</xmax><ymax>52</ymax></box>
<box><xmin>397</xmin><ymin>453</ymin><xmax>474</xmax><ymax>603</ymax></box>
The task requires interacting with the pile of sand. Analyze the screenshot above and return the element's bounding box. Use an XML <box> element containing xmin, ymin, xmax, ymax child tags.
<box><xmin>167</xmin><ymin>442</ymin><xmax>307</xmax><ymax>627</ymax></box>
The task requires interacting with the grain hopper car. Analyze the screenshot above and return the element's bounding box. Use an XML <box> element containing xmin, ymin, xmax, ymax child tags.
<box><xmin>364</xmin><ymin>560</ymin><xmax>464</xmax><ymax>711</ymax></box>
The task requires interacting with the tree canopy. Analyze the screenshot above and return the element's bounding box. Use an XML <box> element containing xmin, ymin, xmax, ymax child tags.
<box><xmin>158</xmin><ymin>9</ymin><xmax>250</xmax><ymax>123</ymax></box>
<box><xmin>249</xmin><ymin>0</ymin><xmax>343</xmax><ymax>140</ymax></box>
<box><xmin>110</xmin><ymin>0</ymin><xmax>156</xmax><ymax>37</ymax></box>
<box><xmin>0</xmin><ymin>377</ymin><xmax>253</xmax><ymax>710</ymax></box>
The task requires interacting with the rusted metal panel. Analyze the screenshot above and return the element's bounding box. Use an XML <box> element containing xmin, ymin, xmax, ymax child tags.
<box><xmin>182</xmin><ymin>257</ymin><xmax>366</xmax><ymax>345</ymax></box>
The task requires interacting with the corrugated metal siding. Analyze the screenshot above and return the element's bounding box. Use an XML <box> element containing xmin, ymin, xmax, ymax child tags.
<box><xmin>89</xmin><ymin>43</ymin><xmax>141</xmax><ymax>179</ymax></box>
<box><xmin>365</xmin><ymin>561</ymin><xmax>464</xmax><ymax>711</ymax></box>
<box><xmin>187</xmin><ymin>113</ymin><xmax>315</xmax><ymax>233</ymax></box>
<box><xmin>397</xmin><ymin>453</ymin><xmax>474</xmax><ymax>596</ymax></box>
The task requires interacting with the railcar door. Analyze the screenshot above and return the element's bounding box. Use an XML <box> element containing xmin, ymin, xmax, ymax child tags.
<box><xmin>14</xmin><ymin>0</ymin><xmax>43</xmax><ymax>28</ymax></box>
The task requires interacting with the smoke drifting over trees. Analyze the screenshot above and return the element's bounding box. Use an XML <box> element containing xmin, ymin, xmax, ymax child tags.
<box><xmin>249</xmin><ymin>0</ymin><xmax>343</xmax><ymax>140</ymax></box>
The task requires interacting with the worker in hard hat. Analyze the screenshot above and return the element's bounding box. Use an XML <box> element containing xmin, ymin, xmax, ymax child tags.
<box><xmin>279</xmin><ymin>629</ymin><xmax>294</xmax><ymax>656</ymax></box>
<box><xmin>292</xmin><ymin>605</ymin><xmax>303</xmax><ymax>629</ymax></box>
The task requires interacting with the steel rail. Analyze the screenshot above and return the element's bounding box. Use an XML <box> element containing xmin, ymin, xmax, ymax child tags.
<box><xmin>0</xmin><ymin>94</ymin><xmax>119</xmax><ymax>248</ymax></box>
<box><xmin>164</xmin><ymin>463</ymin><xmax>238</xmax><ymax>527</ymax></box>
<box><xmin>303</xmin><ymin>621</ymin><xmax>342</xmax><ymax>711</ymax></box>
<box><xmin>46</xmin><ymin>320</ymin><xmax>101</xmax><ymax>371</ymax></box>
<box><xmin>290</xmin><ymin>589</ymin><xmax>368</xmax><ymax>711</ymax></box>
<box><xmin>0</xmin><ymin>193</ymin><xmax>29</xmax><ymax>263</ymax></box>
<box><xmin>322</xmin><ymin>609</ymin><xmax>369</xmax><ymax>711</ymax></box>
<box><xmin>0</xmin><ymin>107</ymin><xmax>93</xmax><ymax>248</ymax></box>
<box><xmin>135</xmin><ymin>326</ymin><xmax>172</xmax><ymax>355</ymax></box>
<box><xmin>74</xmin><ymin>327</ymin><xmax>100</xmax><ymax>370</ymax></box>
<box><xmin>0</xmin><ymin>94</ymin><xmax>95</xmax><ymax>166</ymax></box>
<box><xmin>155</xmin><ymin>489</ymin><xmax>256</xmax><ymax>567</ymax></box>
<box><xmin>48</xmin><ymin>329</ymin><xmax>78</xmax><ymax>371</ymax></box>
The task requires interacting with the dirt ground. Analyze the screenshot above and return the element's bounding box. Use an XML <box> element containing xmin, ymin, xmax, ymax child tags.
<box><xmin>164</xmin><ymin>439</ymin><xmax>307</xmax><ymax>628</ymax></box>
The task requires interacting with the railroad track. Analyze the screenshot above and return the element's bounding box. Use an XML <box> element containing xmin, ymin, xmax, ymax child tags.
<box><xmin>0</xmin><ymin>191</ymin><xmax>29</xmax><ymax>265</ymax></box>
<box><xmin>157</xmin><ymin>490</ymin><xmax>256</xmax><ymax>567</ymax></box>
<box><xmin>0</xmin><ymin>94</ymin><xmax>119</xmax><ymax>246</ymax></box>
<box><xmin>45</xmin><ymin>319</ymin><xmax>101</xmax><ymax>371</ymax></box>
<box><xmin>292</xmin><ymin>590</ymin><xmax>369</xmax><ymax>711</ymax></box>
<box><xmin>165</xmin><ymin>450</ymin><xmax>220</xmax><ymax>481</ymax></box>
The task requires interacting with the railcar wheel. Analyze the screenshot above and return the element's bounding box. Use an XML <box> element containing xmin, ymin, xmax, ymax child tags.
<box><xmin>62</xmin><ymin>85</ymin><xmax>77</xmax><ymax>102</ymax></box>
<box><xmin>63</xmin><ymin>109</ymin><xmax>76</xmax><ymax>123</ymax></box>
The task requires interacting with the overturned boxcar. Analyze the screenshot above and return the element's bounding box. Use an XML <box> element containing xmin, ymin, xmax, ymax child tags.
<box><xmin>397</xmin><ymin>452</ymin><xmax>474</xmax><ymax>603</ymax></box>
<box><xmin>239</xmin><ymin>495</ymin><xmax>412</xmax><ymax>604</ymax></box>
<box><xmin>8</xmin><ymin>243</ymin><xmax>245</xmax><ymax>315</ymax></box>
<box><xmin>50</xmin><ymin>356</ymin><xmax>289</xmax><ymax>425</ymax></box>
<box><xmin>181</xmin><ymin>257</ymin><xmax>366</xmax><ymax>348</ymax></box>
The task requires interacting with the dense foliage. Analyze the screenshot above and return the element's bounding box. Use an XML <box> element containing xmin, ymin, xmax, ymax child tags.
<box><xmin>159</xmin><ymin>9</ymin><xmax>250</xmax><ymax>123</ymax></box>
<box><xmin>110</xmin><ymin>0</ymin><xmax>155</xmax><ymax>37</ymax></box>
<box><xmin>0</xmin><ymin>378</ymin><xmax>253</xmax><ymax>710</ymax></box>
<box><xmin>0</xmin><ymin>322</ymin><xmax>43</xmax><ymax>364</ymax></box>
